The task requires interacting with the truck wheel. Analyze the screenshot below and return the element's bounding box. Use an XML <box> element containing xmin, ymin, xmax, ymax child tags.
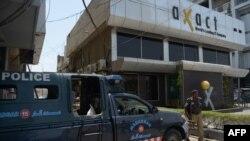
<box><xmin>164</xmin><ymin>129</ymin><xmax>182</xmax><ymax>141</ymax></box>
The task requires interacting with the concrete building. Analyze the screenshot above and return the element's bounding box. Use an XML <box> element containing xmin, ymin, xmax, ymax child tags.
<box><xmin>57</xmin><ymin>55</ymin><xmax>69</xmax><ymax>73</ymax></box>
<box><xmin>61</xmin><ymin>0</ymin><xmax>249</xmax><ymax>108</ymax></box>
<box><xmin>0</xmin><ymin>0</ymin><xmax>46</xmax><ymax>71</ymax></box>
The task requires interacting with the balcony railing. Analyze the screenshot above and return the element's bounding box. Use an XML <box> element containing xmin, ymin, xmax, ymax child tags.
<box><xmin>214</xmin><ymin>2</ymin><xmax>232</xmax><ymax>16</ymax></box>
<box><xmin>236</xmin><ymin>0</ymin><xmax>248</xmax><ymax>5</ymax></box>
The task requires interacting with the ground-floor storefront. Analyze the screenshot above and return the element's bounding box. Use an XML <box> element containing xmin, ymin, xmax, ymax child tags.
<box><xmin>116</xmin><ymin>69</ymin><xmax>234</xmax><ymax>110</ymax></box>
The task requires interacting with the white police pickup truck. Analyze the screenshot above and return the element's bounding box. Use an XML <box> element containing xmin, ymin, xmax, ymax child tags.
<box><xmin>0</xmin><ymin>72</ymin><xmax>187</xmax><ymax>141</ymax></box>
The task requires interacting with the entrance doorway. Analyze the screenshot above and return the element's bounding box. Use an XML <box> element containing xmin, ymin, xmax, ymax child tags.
<box><xmin>167</xmin><ymin>75</ymin><xmax>181</xmax><ymax>107</ymax></box>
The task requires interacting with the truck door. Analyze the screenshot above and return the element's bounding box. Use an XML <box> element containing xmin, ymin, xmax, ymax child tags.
<box><xmin>112</xmin><ymin>95</ymin><xmax>162</xmax><ymax>141</ymax></box>
<box><xmin>79</xmin><ymin>116</ymin><xmax>103</xmax><ymax>140</ymax></box>
<box><xmin>71</xmin><ymin>76</ymin><xmax>104</xmax><ymax>141</ymax></box>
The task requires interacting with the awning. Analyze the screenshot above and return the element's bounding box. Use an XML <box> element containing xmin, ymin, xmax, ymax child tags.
<box><xmin>112</xmin><ymin>57</ymin><xmax>177</xmax><ymax>73</ymax></box>
<box><xmin>181</xmin><ymin>60</ymin><xmax>249</xmax><ymax>77</ymax></box>
<box><xmin>112</xmin><ymin>58</ymin><xmax>249</xmax><ymax>77</ymax></box>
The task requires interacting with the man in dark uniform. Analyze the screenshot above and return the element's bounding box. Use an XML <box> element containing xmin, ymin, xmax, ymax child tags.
<box><xmin>184</xmin><ymin>90</ymin><xmax>204</xmax><ymax>141</ymax></box>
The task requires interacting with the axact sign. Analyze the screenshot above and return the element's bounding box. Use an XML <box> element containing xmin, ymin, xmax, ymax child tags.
<box><xmin>171</xmin><ymin>6</ymin><xmax>225</xmax><ymax>38</ymax></box>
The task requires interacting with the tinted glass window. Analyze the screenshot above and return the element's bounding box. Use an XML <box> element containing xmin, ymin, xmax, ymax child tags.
<box><xmin>217</xmin><ymin>51</ymin><xmax>229</xmax><ymax>65</ymax></box>
<box><xmin>139</xmin><ymin>75</ymin><xmax>158</xmax><ymax>100</ymax></box>
<box><xmin>0</xmin><ymin>47</ymin><xmax>6</xmax><ymax>71</ymax></box>
<box><xmin>0</xmin><ymin>85</ymin><xmax>17</xmax><ymax>100</ymax></box>
<box><xmin>34</xmin><ymin>85</ymin><xmax>58</xmax><ymax>100</ymax></box>
<box><xmin>203</xmin><ymin>48</ymin><xmax>230</xmax><ymax>65</ymax></box>
<box><xmin>203</xmin><ymin>48</ymin><xmax>216</xmax><ymax>63</ymax></box>
<box><xmin>142</xmin><ymin>37</ymin><xmax>163</xmax><ymax>60</ymax></box>
<box><xmin>117</xmin><ymin>33</ymin><xmax>141</xmax><ymax>58</ymax></box>
<box><xmin>184</xmin><ymin>44</ymin><xmax>198</xmax><ymax>61</ymax></box>
<box><xmin>169</xmin><ymin>42</ymin><xmax>184</xmax><ymax>61</ymax></box>
<box><xmin>114</xmin><ymin>96</ymin><xmax>150</xmax><ymax>115</ymax></box>
<box><xmin>123</xmin><ymin>74</ymin><xmax>138</xmax><ymax>95</ymax></box>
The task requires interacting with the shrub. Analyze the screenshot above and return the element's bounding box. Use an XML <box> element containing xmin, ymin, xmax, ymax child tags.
<box><xmin>158</xmin><ymin>107</ymin><xmax>250</xmax><ymax>130</ymax></box>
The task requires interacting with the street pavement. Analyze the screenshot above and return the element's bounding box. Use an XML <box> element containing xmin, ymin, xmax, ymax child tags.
<box><xmin>189</xmin><ymin>135</ymin><xmax>218</xmax><ymax>141</ymax></box>
<box><xmin>232</xmin><ymin>106</ymin><xmax>250</xmax><ymax>115</ymax></box>
<box><xmin>188</xmin><ymin>105</ymin><xmax>250</xmax><ymax>141</ymax></box>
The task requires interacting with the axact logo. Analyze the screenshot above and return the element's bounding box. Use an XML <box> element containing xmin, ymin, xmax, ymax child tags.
<box><xmin>224</xmin><ymin>125</ymin><xmax>250</xmax><ymax>140</ymax></box>
<box><xmin>172</xmin><ymin>6</ymin><xmax>218</xmax><ymax>32</ymax></box>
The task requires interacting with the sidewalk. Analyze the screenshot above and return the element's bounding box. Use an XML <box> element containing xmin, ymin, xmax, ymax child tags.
<box><xmin>189</xmin><ymin>105</ymin><xmax>250</xmax><ymax>141</ymax></box>
<box><xmin>232</xmin><ymin>107</ymin><xmax>250</xmax><ymax>114</ymax></box>
<box><xmin>189</xmin><ymin>135</ymin><xmax>219</xmax><ymax>141</ymax></box>
<box><xmin>190</xmin><ymin>128</ymin><xmax>223</xmax><ymax>141</ymax></box>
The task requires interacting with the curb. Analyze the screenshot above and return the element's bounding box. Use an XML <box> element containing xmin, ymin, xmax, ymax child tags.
<box><xmin>212</xmin><ymin>107</ymin><xmax>243</xmax><ymax>113</ymax></box>
<box><xmin>191</xmin><ymin>128</ymin><xmax>224</xmax><ymax>141</ymax></box>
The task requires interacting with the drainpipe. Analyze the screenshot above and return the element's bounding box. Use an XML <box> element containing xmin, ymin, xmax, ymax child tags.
<box><xmin>209</xmin><ymin>0</ymin><xmax>213</xmax><ymax>9</ymax></box>
<box><xmin>5</xmin><ymin>47</ymin><xmax>8</xmax><ymax>71</ymax></box>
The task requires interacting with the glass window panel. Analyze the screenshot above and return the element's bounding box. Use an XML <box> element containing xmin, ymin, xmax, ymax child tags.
<box><xmin>142</xmin><ymin>37</ymin><xmax>163</xmax><ymax>60</ymax></box>
<box><xmin>139</xmin><ymin>75</ymin><xmax>158</xmax><ymax>100</ymax></box>
<box><xmin>0</xmin><ymin>85</ymin><xmax>17</xmax><ymax>100</ymax></box>
<box><xmin>0</xmin><ymin>47</ymin><xmax>6</xmax><ymax>71</ymax></box>
<box><xmin>114</xmin><ymin>96</ymin><xmax>150</xmax><ymax>115</ymax></box>
<box><xmin>123</xmin><ymin>74</ymin><xmax>138</xmax><ymax>95</ymax></box>
<box><xmin>217</xmin><ymin>51</ymin><xmax>230</xmax><ymax>65</ymax></box>
<box><xmin>169</xmin><ymin>42</ymin><xmax>184</xmax><ymax>61</ymax></box>
<box><xmin>34</xmin><ymin>85</ymin><xmax>58</xmax><ymax>100</ymax></box>
<box><xmin>184</xmin><ymin>44</ymin><xmax>199</xmax><ymax>61</ymax></box>
<box><xmin>117</xmin><ymin>33</ymin><xmax>141</xmax><ymax>58</ymax></box>
<box><xmin>203</xmin><ymin>48</ymin><xmax>216</xmax><ymax>63</ymax></box>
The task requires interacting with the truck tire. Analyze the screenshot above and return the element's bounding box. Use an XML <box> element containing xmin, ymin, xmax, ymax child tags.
<box><xmin>164</xmin><ymin>129</ymin><xmax>182</xmax><ymax>141</ymax></box>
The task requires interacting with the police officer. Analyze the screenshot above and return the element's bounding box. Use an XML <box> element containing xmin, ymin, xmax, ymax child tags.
<box><xmin>184</xmin><ymin>90</ymin><xmax>204</xmax><ymax>141</ymax></box>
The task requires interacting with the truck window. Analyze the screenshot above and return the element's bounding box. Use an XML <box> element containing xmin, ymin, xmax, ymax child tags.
<box><xmin>85</xmin><ymin>77</ymin><xmax>102</xmax><ymax>116</ymax></box>
<box><xmin>0</xmin><ymin>85</ymin><xmax>17</xmax><ymax>100</ymax></box>
<box><xmin>34</xmin><ymin>85</ymin><xmax>58</xmax><ymax>100</ymax></box>
<box><xmin>114</xmin><ymin>96</ymin><xmax>150</xmax><ymax>115</ymax></box>
<box><xmin>72</xmin><ymin>79</ymin><xmax>81</xmax><ymax>114</ymax></box>
<box><xmin>71</xmin><ymin>76</ymin><xmax>102</xmax><ymax>117</ymax></box>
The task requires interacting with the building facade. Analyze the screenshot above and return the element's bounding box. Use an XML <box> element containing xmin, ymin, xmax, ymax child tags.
<box><xmin>61</xmin><ymin>0</ymin><xmax>249</xmax><ymax>109</ymax></box>
<box><xmin>0</xmin><ymin>0</ymin><xmax>46</xmax><ymax>71</ymax></box>
<box><xmin>233</xmin><ymin>0</ymin><xmax>250</xmax><ymax>88</ymax></box>
<box><xmin>189</xmin><ymin>0</ymin><xmax>250</xmax><ymax>88</ymax></box>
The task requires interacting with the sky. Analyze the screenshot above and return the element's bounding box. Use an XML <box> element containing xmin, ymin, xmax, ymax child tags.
<box><xmin>30</xmin><ymin>0</ymin><xmax>90</xmax><ymax>72</ymax></box>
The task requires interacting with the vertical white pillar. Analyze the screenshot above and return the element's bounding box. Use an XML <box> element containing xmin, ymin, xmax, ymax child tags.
<box><xmin>164</xmin><ymin>38</ymin><xmax>169</xmax><ymax>62</ymax></box>
<box><xmin>209</xmin><ymin>0</ymin><xmax>213</xmax><ymax>9</ymax></box>
<box><xmin>111</xmin><ymin>28</ymin><xmax>117</xmax><ymax>61</ymax></box>
<box><xmin>198</xmin><ymin>45</ymin><xmax>203</xmax><ymax>62</ymax></box>
<box><xmin>232</xmin><ymin>51</ymin><xmax>239</xmax><ymax>68</ymax></box>
<box><xmin>230</xmin><ymin>51</ymin><xmax>233</xmax><ymax>67</ymax></box>
<box><xmin>231</xmin><ymin>0</ymin><xmax>236</xmax><ymax>18</ymax></box>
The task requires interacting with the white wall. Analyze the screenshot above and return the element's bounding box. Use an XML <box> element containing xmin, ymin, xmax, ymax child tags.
<box><xmin>109</xmin><ymin>0</ymin><xmax>246</xmax><ymax>50</ymax></box>
<box><xmin>239</xmin><ymin>12</ymin><xmax>250</xmax><ymax>46</ymax></box>
<box><xmin>241</xmin><ymin>51</ymin><xmax>250</xmax><ymax>68</ymax></box>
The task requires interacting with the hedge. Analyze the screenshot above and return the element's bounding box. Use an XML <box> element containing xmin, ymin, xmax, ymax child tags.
<box><xmin>158</xmin><ymin>107</ymin><xmax>250</xmax><ymax>130</ymax></box>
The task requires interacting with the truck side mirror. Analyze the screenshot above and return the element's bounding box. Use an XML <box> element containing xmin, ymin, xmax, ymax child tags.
<box><xmin>151</xmin><ymin>106</ymin><xmax>158</xmax><ymax>114</ymax></box>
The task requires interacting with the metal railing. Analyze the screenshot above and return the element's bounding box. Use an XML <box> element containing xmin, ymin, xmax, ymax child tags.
<box><xmin>236</xmin><ymin>0</ymin><xmax>248</xmax><ymax>5</ymax></box>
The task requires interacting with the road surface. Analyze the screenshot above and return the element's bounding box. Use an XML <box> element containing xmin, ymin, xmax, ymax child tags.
<box><xmin>189</xmin><ymin>135</ymin><xmax>219</xmax><ymax>141</ymax></box>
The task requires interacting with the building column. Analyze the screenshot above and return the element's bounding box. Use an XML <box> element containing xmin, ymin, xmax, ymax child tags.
<box><xmin>230</xmin><ymin>0</ymin><xmax>236</xmax><ymax>18</ymax></box>
<box><xmin>230</xmin><ymin>51</ymin><xmax>233</xmax><ymax>67</ymax></box>
<box><xmin>163</xmin><ymin>38</ymin><xmax>169</xmax><ymax>62</ymax></box>
<box><xmin>164</xmin><ymin>74</ymin><xmax>168</xmax><ymax>106</ymax></box>
<box><xmin>232</xmin><ymin>51</ymin><xmax>239</xmax><ymax>68</ymax></box>
<box><xmin>198</xmin><ymin>45</ymin><xmax>203</xmax><ymax>62</ymax></box>
<box><xmin>5</xmin><ymin>48</ymin><xmax>9</xmax><ymax>71</ymax></box>
<box><xmin>209</xmin><ymin>0</ymin><xmax>213</xmax><ymax>9</ymax></box>
<box><xmin>111</xmin><ymin>28</ymin><xmax>117</xmax><ymax>61</ymax></box>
